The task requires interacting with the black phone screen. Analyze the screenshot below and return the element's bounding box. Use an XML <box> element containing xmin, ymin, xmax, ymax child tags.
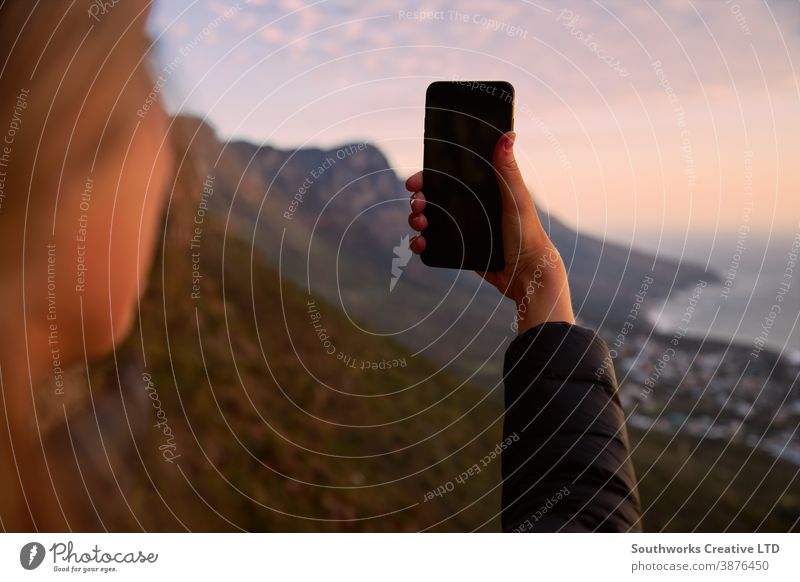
<box><xmin>422</xmin><ymin>81</ymin><xmax>514</xmax><ymax>271</ymax></box>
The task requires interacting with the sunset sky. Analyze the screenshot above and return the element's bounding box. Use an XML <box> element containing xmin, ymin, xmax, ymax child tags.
<box><xmin>148</xmin><ymin>0</ymin><xmax>799</xmax><ymax>250</ymax></box>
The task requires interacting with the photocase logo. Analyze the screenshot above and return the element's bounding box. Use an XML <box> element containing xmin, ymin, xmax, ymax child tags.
<box><xmin>20</xmin><ymin>542</ymin><xmax>45</xmax><ymax>570</ymax></box>
<box><xmin>390</xmin><ymin>234</ymin><xmax>413</xmax><ymax>292</ymax></box>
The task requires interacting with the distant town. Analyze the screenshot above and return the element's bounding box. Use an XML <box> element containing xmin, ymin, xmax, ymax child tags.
<box><xmin>606</xmin><ymin>328</ymin><xmax>800</xmax><ymax>466</ymax></box>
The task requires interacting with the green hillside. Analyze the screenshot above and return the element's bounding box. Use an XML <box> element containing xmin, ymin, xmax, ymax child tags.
<box><xmin>90</xmin><ymin>209</ymin><xmax>505</xmax><ymax>531</ymax></box>
<box><xmin>631</xmin><ymin>429</ymin><xmax>799</xmax><ymax>532</ymax></box>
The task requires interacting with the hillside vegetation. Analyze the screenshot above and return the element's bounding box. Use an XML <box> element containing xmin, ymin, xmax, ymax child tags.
<box><xmin>85</xmin><ymin>208</ymin><xmax>505</xmax><ymax>531</ymax></box>
<box><xmin>63</xmin><ymin>119</ymin><xmax>797</xmax><ymax>532</ymax></box>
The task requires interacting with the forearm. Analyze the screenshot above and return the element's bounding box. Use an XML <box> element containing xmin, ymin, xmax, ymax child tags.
<box><xmin>509</xmin><ymin>245</ymin><xmax>575</xmax><ymax>334</ymax></box>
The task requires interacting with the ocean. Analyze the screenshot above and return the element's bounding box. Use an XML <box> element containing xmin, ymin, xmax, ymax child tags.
<box><xmin>637</xmin><ymin>230</ymin><xmax>800</xmax><ymax>364</ymax></box>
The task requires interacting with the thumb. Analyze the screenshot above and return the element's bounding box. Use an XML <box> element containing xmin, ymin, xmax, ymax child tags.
<box><xmin>492</xmin><ymin>132</ymin><xmax>542</xmax><ymax>237</ymax></box>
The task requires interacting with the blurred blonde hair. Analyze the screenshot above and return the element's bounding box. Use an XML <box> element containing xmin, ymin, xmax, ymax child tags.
<box><xmin>0</xmin><ymin>0</ymin><xmax>164</xmax><ymax>531</ymax></box>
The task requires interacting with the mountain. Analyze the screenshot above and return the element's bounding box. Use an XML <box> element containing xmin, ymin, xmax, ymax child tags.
<box><xmin>168</xmin><ymin>115</ymin><xmax>716</xmax><ymax>385</ymax></box>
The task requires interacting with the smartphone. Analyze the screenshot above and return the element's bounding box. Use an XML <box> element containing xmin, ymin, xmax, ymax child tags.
<box><xmin>422</xmin><ymin>80</ymin><xmax>514</xmax><ymax>271</ymax></box>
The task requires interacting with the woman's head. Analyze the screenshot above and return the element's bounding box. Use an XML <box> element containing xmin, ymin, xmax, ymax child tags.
<box><xmin>0</xmin><ymin>0</ymin><xmax>172</xmax><ymax>530</ymax></box>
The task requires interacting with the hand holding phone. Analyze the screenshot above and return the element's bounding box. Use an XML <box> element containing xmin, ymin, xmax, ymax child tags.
<box><xmin>407</xmin><ymin>97</ymin><xmax>576</xmax><ymax>333</ymax></box>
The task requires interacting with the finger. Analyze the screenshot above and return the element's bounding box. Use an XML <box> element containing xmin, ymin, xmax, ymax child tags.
<box><xmin>410</xmin><ymin>235</ymin><xmax>426</xmax><ymax>254</ymax></box>
<box><xmin>410</xmin><ymin>191</ymin><xmax>426</xmax><ymax>213</ymax></box>
<box><xmin>408</xmin><ymin>211</ymin><xmax>428</xmax><ymax>231</ymax></box>
<box><xmin>492</xmin><ymin>132</ymin><xmax>541</xmax><ymax>232</ymax></box>
<box><xmin>405</xmin><ymin>171</ymin><xmax>423</xmax><ymax>193</ymax></box>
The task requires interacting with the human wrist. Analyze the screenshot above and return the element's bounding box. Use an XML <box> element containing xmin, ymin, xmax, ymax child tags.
<box><xmin>510</xmin><ymin>254</ymin><xmax>575</xmax><ymax>334</ymax></box>
<box><xmin>512</xmin><ymin>293</ymin><xmax>575</xmax><ymax>334</ymax></box>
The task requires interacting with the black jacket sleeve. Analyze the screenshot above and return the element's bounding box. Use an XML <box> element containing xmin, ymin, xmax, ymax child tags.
<box><xmin>501</xmin><ymin>322</ymin><xmax>641</xmax><ymax>532</ymax></box>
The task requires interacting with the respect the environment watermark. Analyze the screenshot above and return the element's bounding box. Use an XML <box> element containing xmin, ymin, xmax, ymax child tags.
<box><xmin>46</xmin><ymin>242</ymin><xmax>65</xmax><ymax>396</ymax></box>
<box><xmin>137</xmin><ymin>3</ymin><xmax>245</xmax><ymax>118</ymax></box>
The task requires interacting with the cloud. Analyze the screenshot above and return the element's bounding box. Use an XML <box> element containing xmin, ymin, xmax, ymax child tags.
<box><xmin>147</xmin><ymin>0</ymin><xmax>800</xmax><ymax>234</ymax></box>
<box><xmin>259</xmin><ymin>25</ymin><xmax>289</xmax><ymax>45</ymax></box>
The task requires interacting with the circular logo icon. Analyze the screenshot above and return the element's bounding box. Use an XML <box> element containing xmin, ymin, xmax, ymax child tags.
<box><xmin>20</xmin><ymin>542</ymin><xmax>45</xmax><ymax>570</ymax></box>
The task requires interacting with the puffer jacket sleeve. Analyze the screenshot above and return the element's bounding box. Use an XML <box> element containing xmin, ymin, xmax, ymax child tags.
<box><xmin>501</xmin><ymin>322</ymin><xmax>642</xmax><ymax>532</ymax></box>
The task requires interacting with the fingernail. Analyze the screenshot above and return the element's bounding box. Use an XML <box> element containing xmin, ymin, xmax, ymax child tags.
<box><xmin>504</xmin><ymin>132</ymin><xmax>516</xmax><ymax>152</ymax></box>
